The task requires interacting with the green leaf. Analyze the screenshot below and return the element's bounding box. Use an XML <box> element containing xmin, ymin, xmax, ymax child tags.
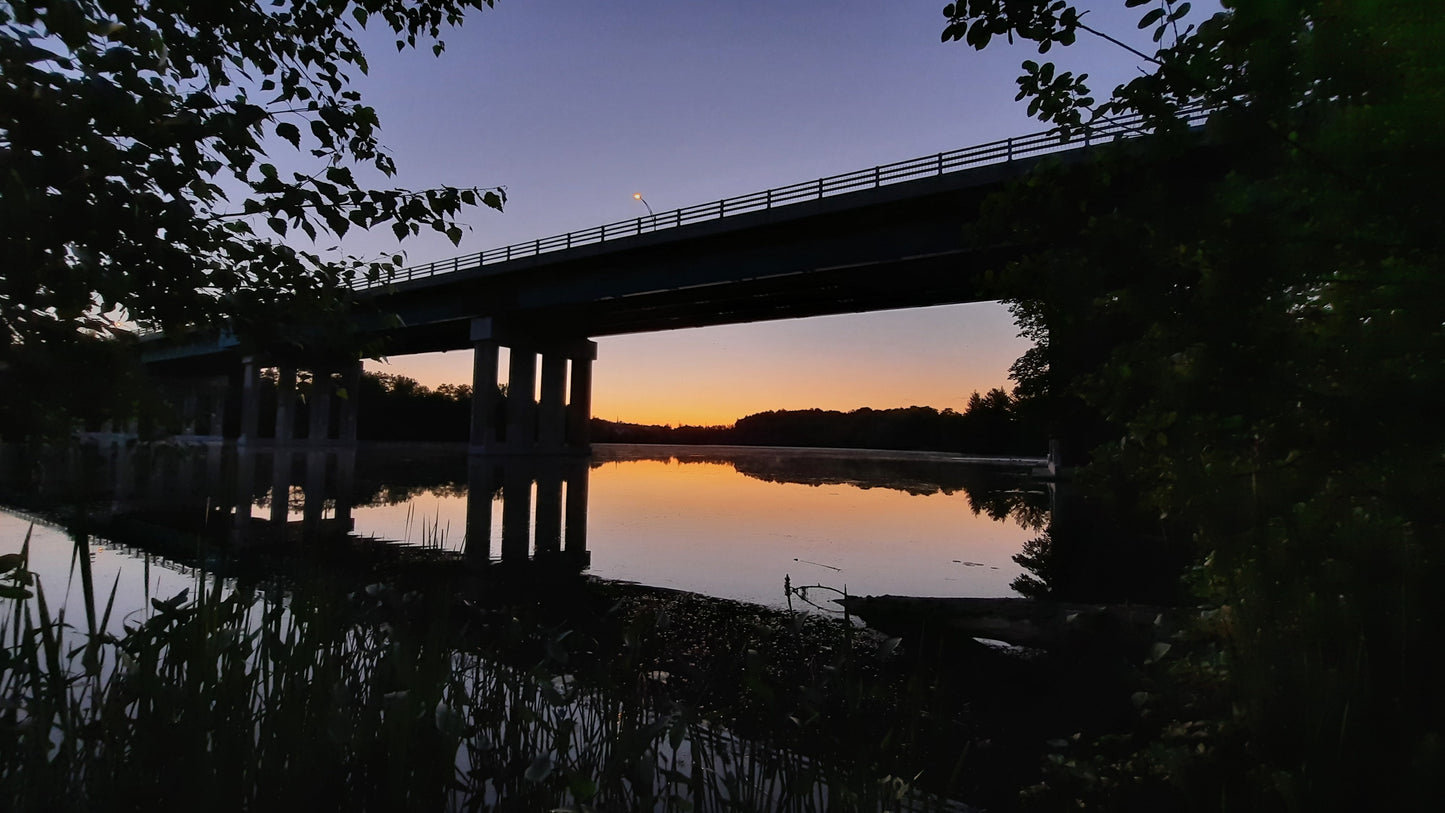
<box><xmin>325</xmin><ymin>166</ymin><xmax>355</xmax><ymax>186</ymax></box>
<box><xmin>310</xmin><ymin>119</ymin><xmax>334</xmax><ymax>148</ymax></box>
<box><xmin>268</xmin><ymin>217</ymin><xmax>287</xmax><ymax>236</ymax></box>
<box><xmin>1138</xmin><ymin>8</ymin><xmax>1166</xmax><ymax>28</ymax></box>
<box><xmin>446</xmin><ymin>226</ymin><xmax>462</xmax><ymax>246</ymax></box>
<box><xmin>275</xmin><ymin>121</ymin><xmax>300</xmax><ymax>148</ymax></box>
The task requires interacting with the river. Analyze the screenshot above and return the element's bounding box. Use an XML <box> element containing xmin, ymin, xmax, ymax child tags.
<box><xmin>1</xmin><ymin>441</ymin><xmax>1048</xmax><ymax>614</ymax></box>
<box><xmin>0</xmin><ymin>440</ymin><xmax>1055</xmax><ymax>810</ymax></box>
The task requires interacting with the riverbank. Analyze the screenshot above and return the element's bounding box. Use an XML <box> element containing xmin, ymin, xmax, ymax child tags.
<box><xmin>0</xmin><ymin>508</ymin><xmax>1179</xmax><ymax>811</ymax></box>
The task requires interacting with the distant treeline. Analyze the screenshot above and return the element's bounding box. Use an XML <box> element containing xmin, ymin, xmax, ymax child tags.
<box><xmin>256</xmin><ymin>373</ymin><xmax>1046</xmax><ymax>455</ymax></box>
<box><xmin>593</xmin><ymin>389</ymin><xmax>1047</xmax><ymax>456</ymax></box>
<box><xmin>233</xmin><ymin>371</ymin><xmax>491</xmax><ymax>442</ymax></box>
<box><xmin>354</xmin><ymin>373</ymin><xmax>482</xmax><ymax>442</ymax></box>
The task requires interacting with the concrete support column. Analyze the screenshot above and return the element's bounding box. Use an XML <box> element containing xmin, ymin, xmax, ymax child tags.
<box><xmin>308</xmin><ymin>368</ymin><xmax>333</xmax><ymax>442</ymax></box>
<box><xmin>275</xmin><ymin>364</ymin><xmax>297</xmax><ymax>444</ymax></box>
<box><xmin>206</xmin><ymin>381</ymin><xmax>225</xmax><ymax>437</ymax></box>
<box><xmin>566</xmin><ymin>344</ymin><xmax>597</xmax><ymax>451</ymax></box>
<box><xmin>238</xmin><ymin>356</ymin><xmax>261</xmax><ymax>445</ymax></box>
<box><xmin>181</xmin><ymin>389</ymin><xmax>199</xmax><ymax>436</ymax></box>
<box><xmin>468</xmin><ymin>318</ymin><xmax>595</xmax><ymax>457</ymax></box>
<box><xmin>505</xmin><ymin>346</ymin><xmax>537</xmax><ymax>452</ymax></box>
<box><xmin>538</xmin><ymin>354</ymin><xmax>568</xmax><ymax>450</ymax></box>
<box><xmin>470</xmin><ymin>340</ymin><xmax>501</xmax><ymax>452</ymax></box>
<box><xmin>206</xmin><ymin>443</ymin><xmax>224</xmax><ymax>491</ymax></box>
<box><xmin>337</xmin><ymin>361</ymin><xmax>362</xmax><ymax>443</ymax></box>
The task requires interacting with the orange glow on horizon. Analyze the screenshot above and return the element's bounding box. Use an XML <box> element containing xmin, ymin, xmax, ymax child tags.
<box><xmin>367</xmin><ymin>303</ymin><xmax>1032</xmax><ymax>428</ymax></box>
<box><xmin>591</xmin><ymin>396</ymin><xmax>973</xmax><ymax>429</ymax></box>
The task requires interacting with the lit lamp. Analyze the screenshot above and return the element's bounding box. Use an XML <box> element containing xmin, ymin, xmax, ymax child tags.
<box><xmin>632</xmin><ymin>192</ymin><xmax>655</xmax><ymax>231</ymax></box>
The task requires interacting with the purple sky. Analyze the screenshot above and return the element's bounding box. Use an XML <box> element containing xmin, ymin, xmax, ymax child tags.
<box><xmin>315</xmin><ymin>1</ymin><xmax>1171</xmax><ymax>425</ymax></box>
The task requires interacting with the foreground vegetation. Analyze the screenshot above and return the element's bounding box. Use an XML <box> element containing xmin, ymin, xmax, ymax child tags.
<box><xmin>940</xmin><ymin>1</ymin><xmax>1444</xmax><ymax>808</ymax></box>
<box><xmin>4</xmin><ymin>522</ymin><xmax>1127</xmax><ymax>811</ymax></box>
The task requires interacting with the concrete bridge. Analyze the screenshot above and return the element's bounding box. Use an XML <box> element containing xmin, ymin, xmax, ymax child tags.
<box><xmin>140</xmin><ymin>110</ymin><xmax>1210</xmax><ymax>454</ymax></box>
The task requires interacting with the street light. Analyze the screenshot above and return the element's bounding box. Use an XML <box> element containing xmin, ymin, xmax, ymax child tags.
<box><xmin>632</xmin><ymin>192</ymin><xmax>656</xmax><ymax>231</ymax></box>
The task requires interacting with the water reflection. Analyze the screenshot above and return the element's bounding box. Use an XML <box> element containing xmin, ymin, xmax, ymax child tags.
<box><xmin>1</xmin><ymin>441</ymin><xmax>1050</xmax><ymax>606</ymax></box>
<box><xmin>1009</xmin><ymin>486</ymin><xmax>1193</xmax><ymax>605</ymax></box>
<box><xmin>0</xmin><ymin>444</ymin><xmax>1102</xmax><ymax>811</ymax></box>
<box><xmin>0</xmin><ymin>510</ymin><xmax>991</xmax><ymax>811</ymax></box>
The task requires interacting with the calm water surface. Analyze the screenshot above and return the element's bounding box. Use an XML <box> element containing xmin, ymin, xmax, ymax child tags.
<box><xmin>1</xmin><ymin>442</ymin><xmax>1049</xmax><ymax>612</ymax></box>
<box><xmin>0</xmin><ymin>441</ymin><xmax>1050</xmax><ymax>810</ymax></box>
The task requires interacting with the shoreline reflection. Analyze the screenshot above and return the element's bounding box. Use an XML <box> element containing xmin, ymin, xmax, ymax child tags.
<box><xmin>1</xmin><ymin>441</ymin><xmax>1049</xmax><ymax>607</ymax></box>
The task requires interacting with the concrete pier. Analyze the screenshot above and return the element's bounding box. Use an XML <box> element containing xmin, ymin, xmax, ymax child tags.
<box><xmin>469</xmin><ymin>317</ymin><xmax>596</xmax><ymax>455</ymax></box>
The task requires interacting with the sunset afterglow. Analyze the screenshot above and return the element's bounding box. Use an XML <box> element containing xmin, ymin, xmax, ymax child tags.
<box><xmin>369</xmin><ymin>301</ymin><xmax>1030</xmax><ymax>427</ymax></box>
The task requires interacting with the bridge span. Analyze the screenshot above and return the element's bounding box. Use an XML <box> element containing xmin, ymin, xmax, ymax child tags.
<box><xmin>139</xmin><ymin>111</ymin><xmax>1209</xmax><ymax>454</ymax></box>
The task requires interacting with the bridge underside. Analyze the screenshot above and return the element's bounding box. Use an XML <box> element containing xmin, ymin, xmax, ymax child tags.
<box><xmin>365</xmin><ymin>247</ymin><xmax>1005</xmax><ymax>357</ymax></box>
<box><xmin>140</xmin><ymin>155</ymin><xmax>1035</xmax><ymax>453</ymax></box>
<box><xmin>356</xmin><ymin>168</ymin><xmax>1014</xmax><ymax>356</ymax></box>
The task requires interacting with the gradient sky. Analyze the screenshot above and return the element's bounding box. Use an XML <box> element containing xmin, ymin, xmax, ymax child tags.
<box><xmin>310</xmin><ymin>1</ymin><xmax>1166</xmax><ymax>426</ymax></box>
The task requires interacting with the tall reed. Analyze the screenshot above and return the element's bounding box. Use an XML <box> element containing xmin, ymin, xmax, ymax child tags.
<box><xmin>1</xmin><ymin>529</ymin><xmax>970</xmax><ymax>811</ymax></box>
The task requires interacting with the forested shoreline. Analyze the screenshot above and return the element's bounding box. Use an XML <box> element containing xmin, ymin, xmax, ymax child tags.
<box><xmin>348</xmin><ymin>371</ymin><xmax>1045</xmax><ymax>455</ymax></box>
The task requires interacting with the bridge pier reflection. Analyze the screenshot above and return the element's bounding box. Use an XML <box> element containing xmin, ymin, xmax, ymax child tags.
<box><xmin>226</xmin><ymin>447</ymin><xmax>357</xmax><ymax>546</ymax></box>
<box><xmin>464</xmin><ymin>455</ymin><xmax>591</xmax><ymax>569</ymax></box>
<box><xmin>217</xmin><ymin>446</ymin><xmax>591</xmax><ymax>569</ymax></box>
<box><xmin>1</xmin><ymin>441</ymin><xmax>592</xmax><ymax>575</ymax></box>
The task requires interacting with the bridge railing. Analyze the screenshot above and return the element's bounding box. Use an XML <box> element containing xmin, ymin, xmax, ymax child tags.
<box><xmin>356</xmin><ymin>106</ymin><xmax>1212</xmax><ymax>291</ymax></box>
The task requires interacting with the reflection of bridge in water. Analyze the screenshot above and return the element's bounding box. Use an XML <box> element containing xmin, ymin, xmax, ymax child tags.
<box><xmin>231</xmin><ymin>447</ymin><xmax>592</xmax><ymax>570</ymax></box>
<box><xmin>3</xmin><ymin>440</ymin><xmax>1055</xmax><ymax>602</ymax></box>
<box><xmin>6</xmin><ymin>443</ymin><xmax>592</xmax><ymax>571</ymax></box>
<box><xmin>3</xmin><ymin>442</ymin><xmax>998</xmax><ymax>812</ymax></box>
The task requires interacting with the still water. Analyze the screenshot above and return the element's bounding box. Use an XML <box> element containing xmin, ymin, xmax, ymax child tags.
<box><xmin>0</xmin><ymin>441</ymin><xmax>1050</xmax><ymax>810</ymax></box>
<box><xmin>0</xmin><ymin>441</ymin><xmax>1048</xmax><ymax>612</ymax></box>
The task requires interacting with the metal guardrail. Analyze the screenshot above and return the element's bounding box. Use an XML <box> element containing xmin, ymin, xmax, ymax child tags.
<box><xmin>357</xmin><ymin>107</ymin><xmax>1211</xmax><ymax>291</ymax></box>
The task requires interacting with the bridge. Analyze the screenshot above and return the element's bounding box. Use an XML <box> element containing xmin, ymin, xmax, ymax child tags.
<box><xmin>140</xmin><ymin>109</ymin><xmax>1210</xmax><ymax>455</ymax></box>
